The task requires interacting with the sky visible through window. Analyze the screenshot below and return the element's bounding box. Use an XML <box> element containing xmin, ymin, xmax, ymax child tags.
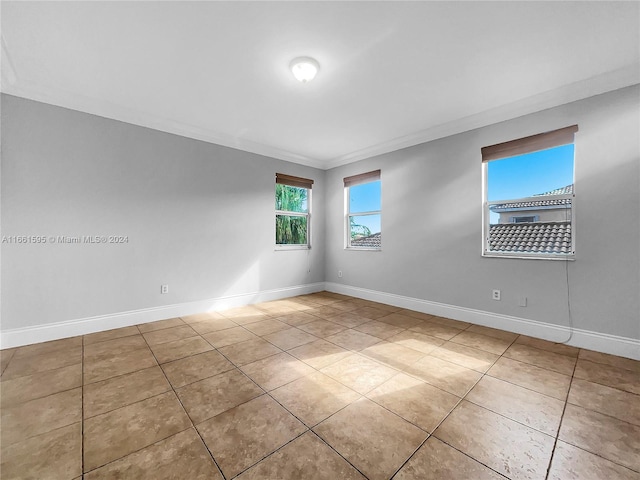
<box><xmin>349</xmin><ymin>181</ymin><xmax>381</xmax><ymax>234</ymax></box>
<box><xmin>487</xmin><ymin>144</ymin><xmax>574</xmax><ymax>223</ymax></box>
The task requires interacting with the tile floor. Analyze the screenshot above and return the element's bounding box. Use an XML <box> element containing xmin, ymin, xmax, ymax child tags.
<box><xmin>1</xmin><ymin>292</ymin><xmax>639</xmax><ymax>479</ymax></box>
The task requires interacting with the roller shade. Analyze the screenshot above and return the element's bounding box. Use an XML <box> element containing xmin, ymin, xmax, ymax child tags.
<box><xmin>343</xmin><ymin>169</ymin><xmax>381</xmax><ymax>187</ymax></box>
<box><xmin>481</xmin><ymin>125</ymin><xmax>578</xmax><ymax>162</ymax></box>
<box><xmin>276</xmin><ymin>173</ymin><xmax>314</xmax><ymax>189</ymax></box>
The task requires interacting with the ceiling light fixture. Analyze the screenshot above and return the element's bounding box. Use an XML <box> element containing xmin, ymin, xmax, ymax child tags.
<box><xmin>290</xmin><ymin>57</ymin><xmax>319</xmax><ymax>83</ymax></box>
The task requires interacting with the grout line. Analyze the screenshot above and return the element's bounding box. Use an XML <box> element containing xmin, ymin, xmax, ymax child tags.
<box><xmin>544</xmin><ymin>357</ymin><xmax>579</xmax><ymax>480</ymax></box>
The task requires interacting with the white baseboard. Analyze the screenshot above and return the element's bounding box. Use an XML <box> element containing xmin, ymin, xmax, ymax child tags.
<box><xmin>0</xmin><ymin>282</ymin><xmax>325</xmax><ymax>349</ymax></box>
<box><xmin>326</xmin><ymin>282</ymin><xmax>640</xmax><ymax>361</ymax></box>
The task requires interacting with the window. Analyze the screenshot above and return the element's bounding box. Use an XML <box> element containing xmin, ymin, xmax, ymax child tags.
<box><xmin>482</xmin><ymin>125</ymin><xmax>577</xmax><ymax>259</ymax></box>
<box><xmin>344</xmin><ymin>170</ymin><xmax>381</xmax><ymax>249</ymax></box>
<box><xmin>275</xmin><ymin>173</ymin><xmax>313</xmax><ymax>248</ymax></box>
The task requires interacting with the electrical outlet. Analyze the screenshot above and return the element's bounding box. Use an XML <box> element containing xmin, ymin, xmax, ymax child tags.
<box><xmin>492</xmin><ymin>289</ymin><xmax>501</xmax><ymax>301</ymax></box>
<box><xmin>518</xmin><ymin>296</ymin><xmax>527</xmax><ymax>307</ymax></box>
<box><xmin>161</xmin><ymin>284</ymin><xmax>169</xmax><ymax>294</ymax></box>
<box><xmin>338</xmin><ymin>270</ymin><xmax>343</xmax><ymax>278</ymax></box>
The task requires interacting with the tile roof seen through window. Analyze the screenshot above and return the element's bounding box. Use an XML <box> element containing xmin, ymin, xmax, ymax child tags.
<box><xmin>350</xmin><ymin>232</ymin><xmax>381</xmax><ymax>248</ymax></box>
<box><xmin>491</xmin><ymin>184</ymin><xmax>573</xmax><ymax>211</ymax></box>
<box><xmin>489</xmin><ymin>221</ymin><xmax>572</xmax><ymax>254</ymax></box>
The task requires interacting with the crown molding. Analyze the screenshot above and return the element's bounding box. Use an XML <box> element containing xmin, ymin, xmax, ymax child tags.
<box><xmin>2</xmin><ymin>63</ymin><xmax>638</xmax><ymax>171</ymax></box>
<box><xmin>324</xmin><ymin>65</ymin><xmax>640</xmax><ymax>170</ymax></box>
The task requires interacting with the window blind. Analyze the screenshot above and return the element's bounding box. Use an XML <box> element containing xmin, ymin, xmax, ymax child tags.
<box><xmin>276</xmin><ymin>173</ymin><xmax>314</xmax><ymax>189</ymax></box>
<box><xmin>481</xmin><ymin>125</ymin><xmax>578</xmax><ymax>162</ymax></box>
<box><xmin>343</xmin><ymin>169</ymin><xmax>381</xmax><ymax>187</ymax></box>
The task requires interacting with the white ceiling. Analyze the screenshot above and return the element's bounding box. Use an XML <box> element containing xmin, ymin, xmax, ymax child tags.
<box><xmin>2</xmin><ymin>1</ymin><xmax>639</xmax><ymax>169</ymax></box>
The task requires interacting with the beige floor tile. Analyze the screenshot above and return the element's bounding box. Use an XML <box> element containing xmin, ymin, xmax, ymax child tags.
<box><xmin>425</xmin><ymin>315</ymin><xmax>470</xmax><ymax>330</ymax></box>
<box><xmin>197</xmin><ymin>394</ymin><xmax>306</xmax><ymax>478</ymax></box>
<box><xmin>84</xmin><ymin>391</ymin><xmax>191</xmax><ymax>471</ymax></box>
<box><xmin>466</xmin><ymin>375</ymin><xmax>564</xmax><ymax>436</ymax></box>
<box><xmin>377</xmin><ymin>312</ymin><xmax>423</xmax><ymax>329</ymax></box>
<box><xmin>487</xmin><ymin>357</ymin><xmax>571</xmax><ymax>400</ymax></box>
<box><xmin>2</xmin><ymin>346</ymin><xmax>82</xmax><ymax>381</ymax></box>
<box><xmin>288</xmin><ymin>339</ymin><xmax>353</xmax><ymax>369</ymax></box>
<box><xmin>406</xmin><ymin>355</ymin><xmax>482</xmax><ymax>397</ymax></box>
<box><xmin>350</xmin><ymin>306</ymin><xmax>391</xmax><ymax>320</ymax></box>
<box><xmin>314</xmin><ymin>398</ymin><xmax>427</xmax><ymax>480</ymax></box>
<box><xmin>361</xmin><ymin>341</ymin><xmax>426</xmax><ymax>370</ymax></box>
<box><xmin>150</xmin><ymin>336</ymin><xmax>213</xmax><ymax>364</ymax></box>
<box><xmin>187</xmin><ymin>317</ymin><xmax>237</xmax><ymax>335</ymax></box>
<box><xmin>1</xmin><ymin>388</ymin><xmax>82</xmax><ymax>447</ymax></box>
<box><xmin>574</xmin><ymin>358</ymin><xmax>640</xmax><ymax>394</ymax></box>
<box><xmin>0</xmin><ymin>348</ymin><xmax>17</xmax><ymax>376</ymax></box>
<box><xmin>12</xmin><ymin>336</ymin><xmax>82</xmax><ymax>360</ymax></box>
<box><xmin>408</xmin><ymin>322</ymin><xmax>462</xmax><ymax>340</ymax></box>
<box><xmin>367</xmin><ymin>373</ymin><xmax>459</xmax><ymax>432</ymax></box>
<box><xmin>237</xmin><ymin>431</ymin><xmax>365</xmax><ymax>480</ymax></box>
<box><xmin>308</xmin><ymin>304</ymin><xmax>344</xmax><ymax>319</ymax></box>
<box><xmin>386</xmin><ymin>330</ymin><xmax>444</xmax><ymax>354</ymax></box>
<box><xmin>0</xmin><ymin>363</ymin><xmax>81</xmax><ymax>407</ymax></box>
<box><xmin>429</xmin><ymin>341</ymin><xmax>499</xmax><ymax>372</ymax></box>
<box><xmin>449</xmin><ymin>330</ymin><xmax>513</xmax><ymax>355</ymax></box>
<box><xmin>559</xmin><ymin>403</ymin><xmax>640</xmax><ymax>471</ymax></box>
<box><xmin>218</xmin><ymin>337</ymin><xmax>282</xmax><ymax>366</ymax></box>
<box><xmin>83</xmin><ymin>346</ymin><xmax>157</xmax><ymax>384</ymax></box>
<box><xmin>177</xmin><ymin>368</ymin><xmax>262</xmax><ymax>424</ymax></box>
<box><xmin>299</xmin><ymin>319</ymin><xmax>347</xmax><ymax>337</ymax></box>
<box><xmin>275</xmin><ymin>311</ymin><xmax>320</xmax><ymax>327</ymax></box>
<box><xmin>161</xmin><ymin>350</ymin><xmax>235</xmax><ymax>388</ymax></box>
<box><xmin>271</xmin><ymin>371</ymin><xmax>361</xmax><ymax>426</ymax></box>
<box><xmin>568</xmin><ymin>378</ymin><xmax>640</xmax><ymax>425</ymax></box>
<box><xmin>515</xmin><ymin>335</ymin><xmax>579</xmax><ymax>357</ymax></box>
<box><xmin>243</xmin><ymin>318</ymin><xmax>290</xmax><ymax>336</ymax></box>
<box><xmin>465</xmin><ymin>324</ymin><xmax>519</xmax><ymax>342</ymax></box>
<box><xmin>83</xmin><ymin>366</ymin><xmax>171</xmax><ymax>418</ymax></box>
<box><xmin>85</xmin><ymin>428</ymin><xmax>222</xmax><ymax>480</ymax></box>
<box><xmin>0</xmin><ymin>422</ymin><xmax>82</xmax><ymax>480</ymax></box>
<box><xmin>203</xmin><ymin>326</ymin><xmax>256</xmax><ymax>348</ymax></box>
<box><xmin>400</xmin><ymin>310</ymin><xmax>434</xmax><ymax>321</ymax></box>
<box><xmin>504</xmin><ymin>343</ymin><xmax>577</xmax><ymax>375</ymax></box>
<box><xmin>328</xmin><ymin>301</ymin><xmax>361</xmax><ymax>313</ymax></box>
<box><xmin>142</xmin><ymin>324</ymin><xmax>198</xmax><ymax>346</ymax></box>
<box><xmin>325</xmin><ymin>328</ymin><xmax>381</xmax><ymax>351</ymax></box>
<box><xmin>256</xmin><ymin>301</ymin><xmax>299</xmax><ymax>317</ymax></box>
<box><xmin>435</xmin><ymin>400</ymin><xmax>554</xmax><ymax>480</ymax></box>
<box><xmin>354</xmin><ymin>320</ymin><xmax>405</xmax><ymax>340</ymax></box>
<box><xmin>262</xmin><ymin>327</ymin><xmax>318</xmax><ymax>350</ymax></box>
<box><xmin>83</xmin><ymin>334</ymin><xmax>148</xmax><ymax>360</ymax></box>
<box><xmin>240</xmin><ymin>352</ymin><xmax>315</xmax><ymax>391</ymax></box>
<box><xmin>578</xmin><ymin>349</ymin><xmax>640</xmax><ymax>372</ymax></box>
<box><xmin>394</xmin><ymin>436</ymin><xmax>504</xmax><ymax>480</ymax></box>
<box><xmin>180</xmin><ymin>311</ymin><xmax>225</xmax><ymax>323</ymax></box>
<box><xmin>219</xmin><ymin>305</ymin><xmax>271</xmax><ymax>324</ymax></box>
<box><xmin>137</xmin><ymin>317</ymin><xmax>185</xmax><ymax>333</ymax></box>
<box><xmin>548</xmin><ymin>440</ymin><xmax>640</xmax><ymax>480</ymax></box>
<box><xmin>84</xmin><ymin>326</ymin><xmax>140</xmax><ymax>345</ymax></box>
<box><xmin>321</xmin><ymin>354</ymin><xmax>398</xmax><ymax>395</ymax></box>
<box><xmin>328</xmin><ymin>312</ymin><xmax>372</xmax><ymax>328</ymax></box>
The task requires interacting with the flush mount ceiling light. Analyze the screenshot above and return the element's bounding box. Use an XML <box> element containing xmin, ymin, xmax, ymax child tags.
<box><xmin>290</xmin><ymin>57</ymin><xmax>319</xmax><ymax>83</ymax></box>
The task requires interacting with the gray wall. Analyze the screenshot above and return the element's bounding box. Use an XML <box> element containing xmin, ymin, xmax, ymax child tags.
<box><xmin>326</xmin><ymin>85</ymin><xmax>640</xmax><ymax>339</ymax></box>
<box><xmin>1</xmin><ymin>95</ymin><xmax>326</xmax><ymax>330</ymax></box>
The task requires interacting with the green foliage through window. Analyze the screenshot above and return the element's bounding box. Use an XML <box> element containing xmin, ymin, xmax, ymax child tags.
<box><xmin>276</xmin><ymin>184</ymin><xmax>309</xmax><ymax>245</ymax></box>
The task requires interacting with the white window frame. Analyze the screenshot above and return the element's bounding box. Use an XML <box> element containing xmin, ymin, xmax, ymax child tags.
<box><xmin>344</xmin><ymin>172</ymin><xmax>381</xmax><ymax>251</ymax></box>
<box><xmin>510</xmin><ymin>215</ymin><xmax>539</xmax><ymax>223</ymax></box>
<box><xmin>275</xmin><ymin>176</ymin><xmax>312</xmax><ymax>251</ymax></box>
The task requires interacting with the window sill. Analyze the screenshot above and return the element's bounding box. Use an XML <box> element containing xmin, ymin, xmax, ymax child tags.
<box><xmin>275</xmin><ymin>245</ymin><xmax>311</xmax><ymax>251</ymax></box>
<box><xmin>345</xmin><ymin>247</ymin><xmax>382</xmax><ymax>252</ymax></box>
<box><xmin>482</xmin><ymin>252</ymin><xmax>575</xmax><ymax>261</ymax></box>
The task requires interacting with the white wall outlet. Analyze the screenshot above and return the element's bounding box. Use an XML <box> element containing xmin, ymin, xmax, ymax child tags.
<box><xmin>160</xmin><ymin>284</ymin><xmax>169</xmax><ymax>294</ymax></box>
<box><xmin>338</xmin><ymin>270</ymin><xmax>343</xmax><ymax>278</ymax></box>
<box><xmin>492</xmin><ymin>289</ymin><xmax>501</xmax><ymax>301</ymax></box>
<box><xmin>518</xmin><ymin>296</ymin><xmax>527</xmax><ymax>307</ymax></box>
